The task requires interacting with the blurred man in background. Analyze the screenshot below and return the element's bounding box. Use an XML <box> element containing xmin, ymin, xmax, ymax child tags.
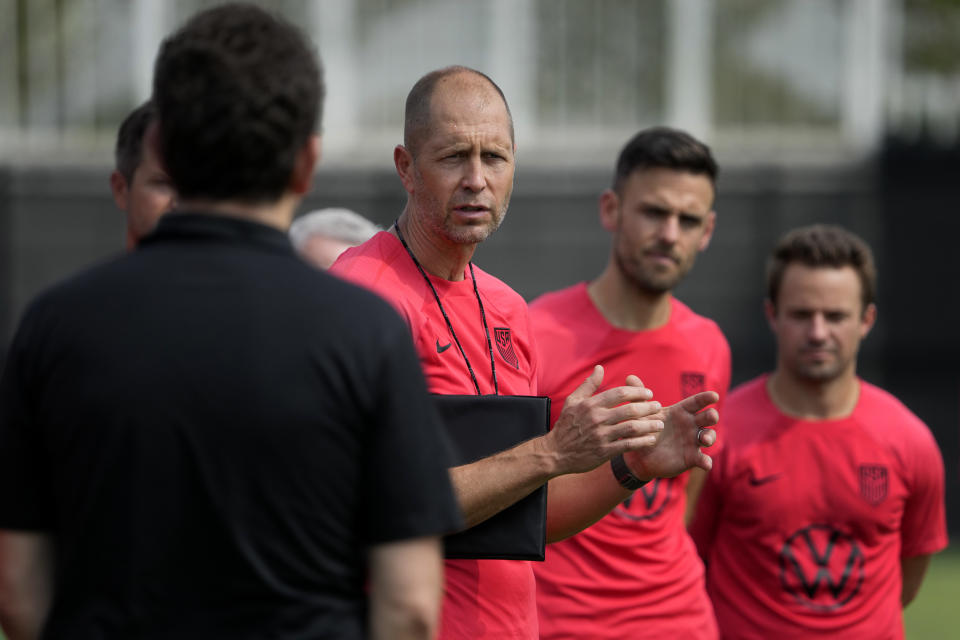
<box><xmin>0</xmin><ymin>4</ymin><xmax>459</xmax><ymax>639</ymax></box>
<box><xmin>290</xmin><ymin>207</ymin><xmax>379</xmax><ymax>269</ymax></box>
<box><xmin>691</xmin><ymin>224</ymin><xmax>946</xmax><ymax>639</ymax></box>
<box><xmin>331</xmin><ymin>65</ymin><xmax>721</xmax><ymax>640</ymax></box>
<box><xmin>532</xmin><ymin>127</ymin><xmax>730</xmax><ymax>639</ymax></box>
<box><xmin>109</xmin><ymin>101</ymin><xmax>175</xmax><ymax>250</ymax></box>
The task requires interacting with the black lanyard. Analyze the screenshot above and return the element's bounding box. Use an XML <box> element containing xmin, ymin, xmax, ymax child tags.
<box><xmin>394</xmin><ymin>221</ymin><xmax>499</xmax><ymax>396</ymax></box>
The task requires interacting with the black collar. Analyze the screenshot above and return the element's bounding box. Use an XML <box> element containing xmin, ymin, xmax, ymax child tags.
<box><xmin>141</xmin><ymin>211</ymin><xmax>293</xmax><ymax>255</ymax></box>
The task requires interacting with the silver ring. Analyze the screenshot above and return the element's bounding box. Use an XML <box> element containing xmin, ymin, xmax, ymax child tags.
<box><xmin>697</xmin><ymin>427</ymin><xmax>706</xmax><ymax>444</ymax></box>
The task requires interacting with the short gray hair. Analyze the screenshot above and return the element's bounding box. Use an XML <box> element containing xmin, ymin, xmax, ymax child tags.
<box><xmin>404</xmin><ymin>66</ymin><xmax>514</xmax><ymax>157</ymax></box>
<box><xmin>289</xmin><ymin>208</ymin><xmax>380</xmax><ymax>251</ymax></box>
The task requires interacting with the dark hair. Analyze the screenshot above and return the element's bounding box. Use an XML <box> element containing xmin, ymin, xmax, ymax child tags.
<box><xmin>612</xmin><ymin>127</ymin><xmax>717</xmax><ymax>194</ymax></box>
<box><xmin>114</xmin><ymin>101</ymin><xmax>154</xmax><ymax>182</ymax></box>
<box><xmin>766</xmin><ymin>224</ymin><xmax>877</xmax><ymax>313</ymax></box>
<box><xmin>152</xmin><ymin>2</ymin><xmax>324</xmax><ymax>202</ymax></box>
<box><xmin>404</xmin><ymin>66</ymin><xmax>514</xmax><ymax>156</ymax></box>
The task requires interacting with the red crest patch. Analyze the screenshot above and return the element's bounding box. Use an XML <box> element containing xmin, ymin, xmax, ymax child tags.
<box><xmin>680</xmin><ymin>372</ymin><xmax>706</xmax><ymax>397</ymax></box>
<box><xmin>859</xmin><ymin>465</ymin><xmax>888</xmax><ymax>505</ymax></box>
<box><xmin>494</xmin><ymin>327</ymin><xmax>519</xmax><ymax>369</ymax></box>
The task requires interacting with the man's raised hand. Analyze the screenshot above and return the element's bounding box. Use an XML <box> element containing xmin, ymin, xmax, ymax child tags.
<box><xmin>543</xmin><ymin>366</ymin><xmax>665</xmax><ymax>476</ymax></box>
<box><xmin>623</xmin><ymin>390</ymin><xmax>720</xmax><ymax>481</ymax></box>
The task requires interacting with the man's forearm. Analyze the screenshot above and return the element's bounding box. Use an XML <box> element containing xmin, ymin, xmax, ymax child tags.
<box><xmin>369</xmin><ymin>537</ymin><xmax>444</xmax><ymax>640</ymax></box>
<box><xmin>545</xmin><ymin>462</ymin><xmax>631</xmax><ymax>542</ymax></box>
<box><xmin>450</xmin><ymin>436</ymin><xmax>559</xmax><ymax>529</ymax></box>
<box><xmin>901</xmin><ymin>554</ymin><xmax>932</xmax><ymax>607</ymax></box>
<box><xmin>0</xmin><ymin>531</ymin><xmax>54</xmax><ymax>640</ymax></box>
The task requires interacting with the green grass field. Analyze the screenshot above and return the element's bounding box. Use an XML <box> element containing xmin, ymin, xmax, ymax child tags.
<box><xmin>905</xmin><ymin>543</ymin><xmax>960</xmax><ymax>639</ymax></box>
<box><xmin>0</xmin><ymin>544</ymin><xmax>955</xmax><ymax>639</ymax></box>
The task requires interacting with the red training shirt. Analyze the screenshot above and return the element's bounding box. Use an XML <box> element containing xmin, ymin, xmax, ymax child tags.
<box><xmin>530</xmin><ymin>283</ymin><xmax>731</xmax><ymax>640</ymax></box>
<box><xmin>331</xmin><ymin>231</ymin><xmax>540</xmax><ymax>640</ymax></box>
<box><xmin>691</xmin><ymin>376</ymin><xmax>948</xmax><ymax>640</ymax></box>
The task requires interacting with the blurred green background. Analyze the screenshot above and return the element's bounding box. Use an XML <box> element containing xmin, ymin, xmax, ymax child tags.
<box><xmin>904</xmin><ymin>545</ymin><xmax>960</xmax><ymax>639</ymax></box>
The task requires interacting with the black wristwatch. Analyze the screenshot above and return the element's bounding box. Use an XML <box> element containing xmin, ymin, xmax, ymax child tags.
<box><xmin>611</xmin><ymin>454</ymin><xmax>648</xmax><ymax>491</ymax></box>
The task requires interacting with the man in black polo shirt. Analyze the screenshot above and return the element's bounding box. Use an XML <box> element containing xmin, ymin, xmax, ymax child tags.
<box><xmin>0</xmin><ymin>4</ymin><xmax>460</xmax><ymax>639</ymax></box>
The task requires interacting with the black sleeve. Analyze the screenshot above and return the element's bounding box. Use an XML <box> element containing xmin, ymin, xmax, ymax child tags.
<box><xmin>359</xmin><ymin>316</ymin><xmax>462</xmax><ymax>544</ymax></box>
<box><xmin>0</xmin><ymin>302</ymin><xmax>55</xmax><ymax>530</ymax></box>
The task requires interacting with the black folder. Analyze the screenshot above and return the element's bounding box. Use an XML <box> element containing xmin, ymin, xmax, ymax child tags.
<box><xmin>433</xmin><ymin>394</ymin><xmax>551</xmax><ymax>561</ymax></box>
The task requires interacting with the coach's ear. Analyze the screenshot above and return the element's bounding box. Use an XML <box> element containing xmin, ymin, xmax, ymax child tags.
<box><xmin>395</xmin><ymin>145</ymin><xmax>415</xmax><ymax>196</ymax></box>
<box><xmin>290</xmin><ymin>134</ymin><xmax>321</xmax><ymax>195</ymax></box>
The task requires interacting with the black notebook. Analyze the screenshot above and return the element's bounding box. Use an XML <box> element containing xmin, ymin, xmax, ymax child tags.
<box><xmin>433</xmin><ymin>394</ymin><xmax>551</xmax><ymax>561</ymax></box>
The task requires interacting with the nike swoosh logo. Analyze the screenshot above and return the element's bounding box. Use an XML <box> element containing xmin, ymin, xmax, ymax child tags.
<box><xmin>748</xmin><ymin>472</ymin><xmax>782</xmax><ymax>486</ymax></box>
<box><xmin>436</xmin><ymin>339</ymin><xmax>452</xmax><ymax>354</ymax></box>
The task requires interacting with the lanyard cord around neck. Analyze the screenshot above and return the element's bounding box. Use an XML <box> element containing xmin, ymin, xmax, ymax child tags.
<box><xmin>394</xmin><ymin>221</ymin><xmax>498</xmax><ymax>396</ymax></box>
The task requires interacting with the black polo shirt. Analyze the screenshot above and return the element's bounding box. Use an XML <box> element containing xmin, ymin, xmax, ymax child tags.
<box><xmin>0</xmin><ymin>212</ymin><xmax>460</xmax><ymax>639</ymax></box>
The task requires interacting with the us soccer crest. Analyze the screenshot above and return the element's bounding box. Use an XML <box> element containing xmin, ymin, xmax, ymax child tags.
<box><xmin>680</xmin><ymin>371</ymin><xmax>706</xmax><ymax>397</ymax></box>
<box><xmin>494</xmin><ymin>327</ymin><xmax>519</xmax><ymax>369</ymax></box>
<box><xmin>859</xmin><ymin>464</ymin><xmax>888</xmax><ymax>505</ymax></box>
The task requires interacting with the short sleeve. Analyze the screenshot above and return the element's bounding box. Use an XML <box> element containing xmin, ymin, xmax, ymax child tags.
<box><xmin>0</xmin><ymin>304</ymin><xmax>55</xmax><ymax>530</ymax></box>
<box><xmin>899</xmin><ymin>422</ymin><xmax>948</xmax><ymax>558</ymax></box>
<box><xmin>360</xmin><ymin>315</ymin><xmax>462</xmax><ymax>544</ymax></box>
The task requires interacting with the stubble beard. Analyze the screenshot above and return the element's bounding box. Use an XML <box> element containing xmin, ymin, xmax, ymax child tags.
<box><xmin>411</xmin><ymin>165</ymin><xmax>511</xmax><ymax>246</ymax></box>
<box><xmin>614</xmin><ymin>242</ymin><xmax>690</xmax><ymax>295</ymax></box>
<box><xmin>790</xmin><ymin>350</ymin><xmax>849</xmax><ymax>384</ymax></box>
<box><xmin>434</xmin><ymin>196</ymin><xmax>510</xmax><ymax>246</ymax></box>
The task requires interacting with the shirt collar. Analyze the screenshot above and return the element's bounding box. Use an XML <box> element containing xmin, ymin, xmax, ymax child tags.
<box><xmin>142</xmin><ymin>211</ymin><xmax>293</xmax><ymax>254</ymax></box>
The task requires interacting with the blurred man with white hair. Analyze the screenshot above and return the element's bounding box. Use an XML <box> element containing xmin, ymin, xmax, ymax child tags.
<box><xmin>290</xmin><ymin>208</ymin><xmax>380</xmax><ymax>269</ymax></box>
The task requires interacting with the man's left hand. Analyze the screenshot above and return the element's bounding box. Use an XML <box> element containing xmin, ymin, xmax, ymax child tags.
<box><xmin>623</xmin><ymin>390</ymin><xmax>719</xmax><ymax>480</ymax></box>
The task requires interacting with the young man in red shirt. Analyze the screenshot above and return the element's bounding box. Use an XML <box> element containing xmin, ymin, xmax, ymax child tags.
<box><xmin>691</xmin><ymin>224</ymin><xmax>947</xmax><ymax>639</ymax></box>
<box><xmin>331</xmin><ymin>67</ymin><xmax>722</xmax><ymax>640</ymax></box>
<box><xmin>531</xmin><ymin>127</ymin><xmax>730</xmax><ymax>639</ymax></box>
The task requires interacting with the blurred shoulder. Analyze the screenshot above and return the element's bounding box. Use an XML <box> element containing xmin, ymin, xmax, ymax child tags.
<box><xmin>528</xmin><ymin>283</ymin><xmax>587</xmax><ymax>318</ymax></box>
